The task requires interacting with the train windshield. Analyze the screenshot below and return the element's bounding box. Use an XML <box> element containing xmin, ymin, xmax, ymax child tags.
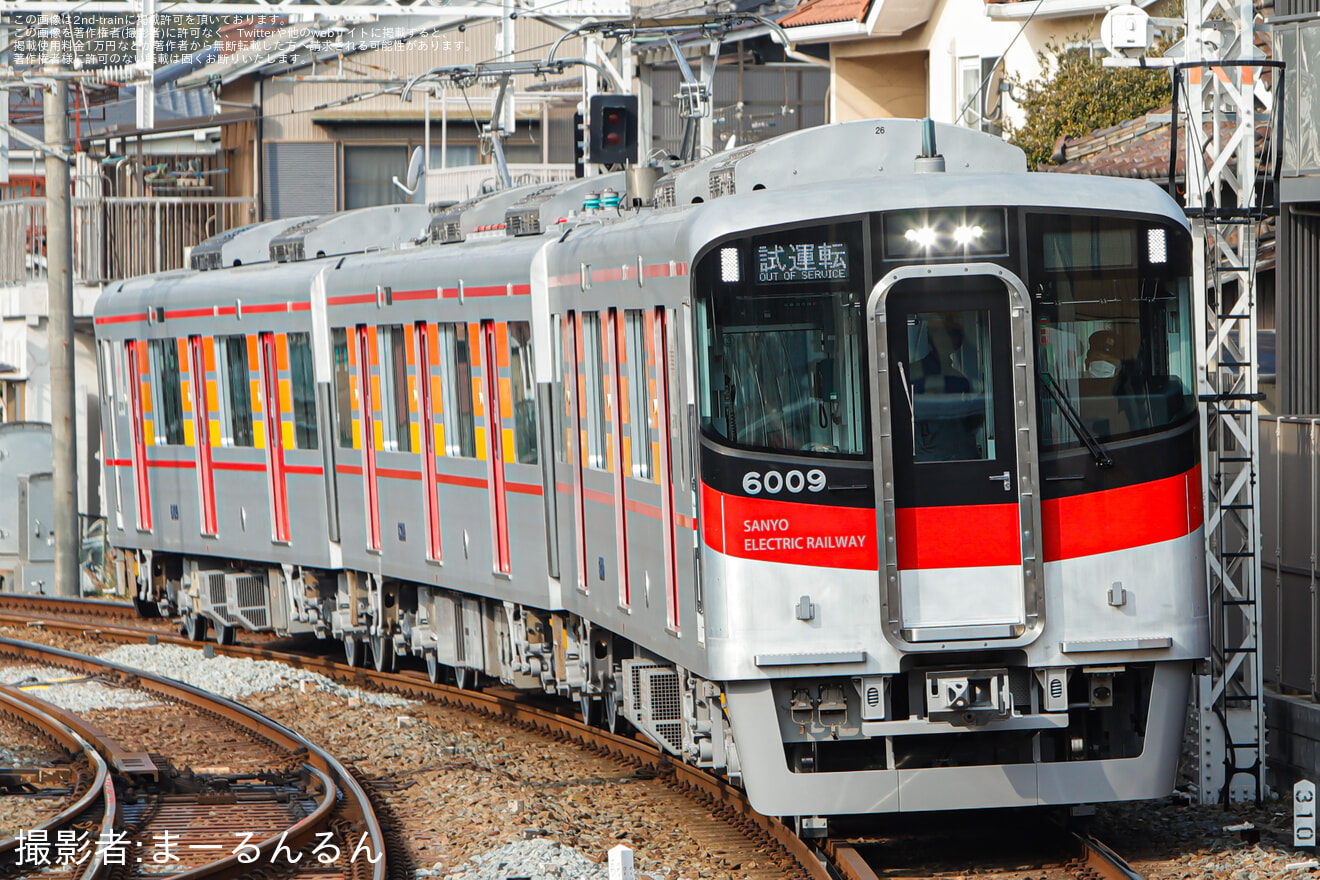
<box><xmin>694</xmin><ymin>223</ymin><xmax>869</xmax><ymax>457</ymax></box>
<box><xmin>1027</xmin><ymin>214</ymin><xmax>1196</xmax><ymax>452</ymax></box>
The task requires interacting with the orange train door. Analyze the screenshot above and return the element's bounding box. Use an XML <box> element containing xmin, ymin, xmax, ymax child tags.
<box><xmin>355</xmin><ymin>325</ymin><xmax>382</xmax><ymax>551</ymax></box>
<box><xmin>188</xmin><ymin>335</ymin><xmax>217</xmax><ymax>536</ymax></box>
<box><xmin>653</xmin><ymin>308</ymin><xmax>680</xmax><ymax>632</ymax></box>
<box><xmin>605</xmin><ymin>308</ymin><xmax>630</xmax><ymax>606</ymax></box>
<box><xmin>482</xmin><ymin>320</ymin><xmax>511</xmax><ymax>574</ymax></box>
<box><xmin>126</xmin><ymin>340</ymin><xmax>152</xmax><ymax>532</ymax></box>
<box><xmin>415</xmin><ymin>322</ymin><xmax>443</xmax><ymax>561</ymax></box>
<box><xmin>260</xmin><ymin>332</ymin><xmax>290</xmax><ymax>543</ymax></box>
<box><xmin>566</xmin><ymin>313</ymin><xmax>588</xmax><ymax>591</ymax></box>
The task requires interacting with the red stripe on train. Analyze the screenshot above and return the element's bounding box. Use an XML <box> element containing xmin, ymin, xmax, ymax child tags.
<box><xmin>701</xmin><ymin>488</ymin><xmax>877</xmax><ymax>570</ymax></box>
<box><xmin>700</xmin><ymin>464</ymin><xmax>1201</xmax><ymax>570</ymax></box>
<box><xmin>1039</xmin><ymin>465</ymin><xmax>1201</xmax><ymax>562</ymax></box>
<box><xmin>895</xmin><ymin>504</ymin><xmax>1021</xmax><ymax>569</ymax></box>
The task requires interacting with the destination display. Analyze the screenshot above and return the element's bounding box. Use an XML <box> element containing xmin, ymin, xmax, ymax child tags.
<box><xmin>754</xmin><ymin>241</ymin><xmax>851</xmax><ymax>284</ymax></box>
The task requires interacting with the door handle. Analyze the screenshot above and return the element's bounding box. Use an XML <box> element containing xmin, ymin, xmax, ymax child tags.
<box><xmin>989</xmin><ymin>470</ymin><xmax>1012</xmax><ymax>491</ymax></box>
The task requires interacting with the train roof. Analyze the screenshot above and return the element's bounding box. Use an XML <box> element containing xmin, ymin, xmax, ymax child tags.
<box><xmin>673</xmin><ymin>170</ymin><xmax>1189</xmax><ymax>257</ymax></box>
<box><xmin>96</xmin><ymin>119</ymin><xmax>1189</xmax><ymax>321</ymax></box>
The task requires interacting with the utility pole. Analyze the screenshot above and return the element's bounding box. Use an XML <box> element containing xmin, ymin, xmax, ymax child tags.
<box><xmin>45</xmin><ymin>78</ymin><xmax>78</xmax><ymax>598</ymax></box>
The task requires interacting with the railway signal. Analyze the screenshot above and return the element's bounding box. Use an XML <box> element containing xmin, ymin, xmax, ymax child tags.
<box><xmin>589</xmin><ymin>94</ymin><xmax>638</xmax><ymax>166</ymax></box>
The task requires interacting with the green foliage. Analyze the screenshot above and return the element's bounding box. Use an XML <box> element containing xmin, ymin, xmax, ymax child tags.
<box><xmin>1007</xmin><ymin>41</ymin><xmax>1171</xmax><ymax>170</ymax></box>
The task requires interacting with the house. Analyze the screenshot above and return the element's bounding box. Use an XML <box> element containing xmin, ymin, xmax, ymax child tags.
<box><xmin>178</xmin><ymin>11</ymin><xmax>827</xmax><ymax>217</ymax></box>
<box><xmin>780</xmin><ymin>0</ymin><xmax>1156</xmax><ymax>132</ymax></box>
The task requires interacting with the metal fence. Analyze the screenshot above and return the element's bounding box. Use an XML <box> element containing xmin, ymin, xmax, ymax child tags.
<box><xmin>1262</xmin><ymin>416</ymin><xmax>1320</xmax><ymax>699</ymax></box>
<box><xmin>0</xmin><ymin>196</ymin><xmax>257</xmax><ymax>286</ymax></box>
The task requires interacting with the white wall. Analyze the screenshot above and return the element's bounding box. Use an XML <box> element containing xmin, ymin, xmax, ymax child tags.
<box><xmin>829</xmin><ymin>0</ymin><xmax>1106</xmax><ymax>133</ymax></box>
<box><xmin>22</xmin><ymin>321</ymin><xmax>102</xmax><ymax>517</ymax></box>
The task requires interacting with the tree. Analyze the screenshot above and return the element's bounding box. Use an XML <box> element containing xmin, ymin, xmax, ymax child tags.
<box><xmin>1007</xmin><ymin>40</ymin><xmax>1171</xmax><ymax>170</ymax></box>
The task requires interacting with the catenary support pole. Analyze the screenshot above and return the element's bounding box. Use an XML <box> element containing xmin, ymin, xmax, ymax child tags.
<box><xmin>45</xmin><ymin>79</ymin><xmax>79</xmax><ymax>598</ymax></box>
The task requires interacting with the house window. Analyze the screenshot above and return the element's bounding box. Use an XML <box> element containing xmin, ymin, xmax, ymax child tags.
<box><xmin>957</xmin><ymin>56</ymin><xmax>1004</xmax><ymax>136</ymax></box>
<box><xmin>344</xmin><ymin>145</ymin><xmax>409</xmax><ymax>210</ymax></box>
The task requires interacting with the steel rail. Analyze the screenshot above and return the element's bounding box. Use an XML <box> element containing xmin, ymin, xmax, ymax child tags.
<box><xmin>0</xmin><ymin>608</ymin><xmax>832</xmax><ymax>880</ymax></box>
<box><xmin>1075</xmin><ymin>833</ymin><xmax>1146</xmax><ymax>880</ymax></box>
<box><xmin>0</xmin><ymin>595</ymin><xmax>142</xmax><ymax>623</ymax></box>
<box><xmin>826</xmin><ymin>832</ymin><xmax>1145</xmax><ymax>880</ymax></box>
<box><xmin>0</xmin><ymin>684</ymin><xmax>117</xmax><ymax>880</ymax></box>
<box><xmin>0</xmin><ymin>637</ymin><xmax>386</xmax><ymax>880</ymax></box>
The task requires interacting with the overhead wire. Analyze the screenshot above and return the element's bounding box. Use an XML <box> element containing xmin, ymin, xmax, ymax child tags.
<box><xmin>4</xmin><ymin>2</ymin><xmax>732</xmax><ymax>137</ymax></box>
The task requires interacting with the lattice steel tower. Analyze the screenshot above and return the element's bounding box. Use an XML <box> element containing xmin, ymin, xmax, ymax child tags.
<box><xmin>1174</xmin><ymin>0</ymin><xmax>1282</xmax><ymax>804</ymax></box>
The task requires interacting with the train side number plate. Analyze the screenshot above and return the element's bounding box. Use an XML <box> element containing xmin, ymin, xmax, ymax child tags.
<box><xmin>1296</xmin><ymin>780</ymin><xmax>1316</xmax><ymax>848</ymax></box>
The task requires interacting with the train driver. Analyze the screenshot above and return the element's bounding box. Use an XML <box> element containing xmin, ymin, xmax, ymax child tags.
<box><xmin>909</xmin><ymin>314</ymin><xmax>984</xmax><ymax>461</ymax></box>
<box><xmin>1084</xmin><ymin>330</ymin><xmax>1122</xmax><ymax>379</ymax></box>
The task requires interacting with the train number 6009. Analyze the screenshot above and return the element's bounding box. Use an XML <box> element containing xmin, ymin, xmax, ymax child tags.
<box><xmin>742</xmin><ymin>469</ymin><xmax>827</xmax><ymax>495</ymax></box>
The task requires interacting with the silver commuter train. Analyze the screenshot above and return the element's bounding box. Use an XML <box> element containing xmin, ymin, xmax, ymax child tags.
<box><xmin>94</xmin><ymin>118</ymin><xmax>1209</xmax><ymax>819</ymax></box>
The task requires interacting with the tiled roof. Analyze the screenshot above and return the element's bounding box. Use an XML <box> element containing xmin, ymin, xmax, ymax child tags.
<box><xmin>1045</xmin><ymin>109</ymin><xmax>1177</xmax><ymax>179</ymax></box>
<box><xmin>1046</xmin><ymin>107</ymin><xmax>1273</xmax><ymax>182</ymax></box>
<box><xmin>780</xmin><ymin>0</ymin><xmax>873</xmax><ymax>27</ymax></box>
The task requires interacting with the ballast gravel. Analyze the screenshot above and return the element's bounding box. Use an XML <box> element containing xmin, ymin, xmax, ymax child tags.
<box><xmin>1</xmin><ymin>665</ymin><xmax>162</xmax><ymax>712</ymax></box>
<box><xmin>95</xmin><ymin>643</ymin><xmax>414</xmax><ymax>707</ymax></box>
<box><xmin>422</xmin><ymin>837</ymin><xmax>610</xmax><ymax>880</ymax></box>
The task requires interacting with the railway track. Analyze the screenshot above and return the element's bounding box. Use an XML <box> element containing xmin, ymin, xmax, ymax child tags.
<box><xmin>0</xmin><ymin>681</ymin><xmax>116</xmax><ymax>878</ymax></box>
<box><xmin>827</xmin><ymin>817</ymin><xmax>1146</xmax><ymax>880</ymax></box>
<box><xmin>0</xmin><ymin>595</ymin><xmax>1151</xmax><ymax>880</ymax></box>
<box><xmin>0</xmin><ymin>632</ymin><xmax>386</xmax><ymax>880</ymax></box>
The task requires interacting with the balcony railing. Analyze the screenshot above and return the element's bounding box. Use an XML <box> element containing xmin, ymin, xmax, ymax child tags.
<box><xmin>425</xmin><ymin>163</ymin><xmax>577</xmax><ymax>206</ymax></box>
<box><xmin>0</xmin><ymin>195</ymin><xmax>257</xmax><ymax>286</ymax></box>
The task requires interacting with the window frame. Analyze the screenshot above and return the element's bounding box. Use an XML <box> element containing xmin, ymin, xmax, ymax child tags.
<box><xmin>581</xmin><ymin>312</ymin><xmax>608</xmax><ymax>470</ymax></box>
<box><xmin>507</xmin><ymin>321</ymin><xmax>539</xmax><ymax>465</ymax></box>
<box><xmin>376</xmin><ymin>324</ymin><xmax>412</xmax><ymax>453</ymax></box>
<box><xmin>287</xmin><ymin>331</ymin><xmax>319</xmax><ymax>451</ymax></box>
<box><xmin>438</xmin><ymin>323</ymin><xmax>477</xmax><ymax>458</ymax></box>
<box><xmin>148</xmin><ymin>338</ymin><xmax>186</xmax><ymax>446</ymax></box>
<box><xmin>216</xmin><ymin>334</ymin><xmax>255</xmax><ymax>448</ymax></box>
<box><xmin>623</xmin><ymin>309</ymin><xmax>653</xmax><ymax>479</ymax></box>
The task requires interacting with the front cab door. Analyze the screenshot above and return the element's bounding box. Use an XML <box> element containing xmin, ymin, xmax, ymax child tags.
<box><xmin>868</xmin><ymin>264</ymin><xmax>1043</xmax><ymax>648</ymax></box>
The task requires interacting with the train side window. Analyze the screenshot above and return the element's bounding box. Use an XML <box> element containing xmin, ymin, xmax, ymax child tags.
<box><xmin>553</xmin><ymin>317</ymin><xmax>567</xmax><ymax>464</ymax></box>
<box><xmin>97</xmin><ymin>340</ymin><xmax>115</xmax><ymax>404</ymax></box>
<box><xmin>148</xmin><ymin>338</ymin><xmax>185</xmax><ymax>445</ymax></box>
<box><xmin>623</xmin><ymin>310</ymin><xmax>652</xmax><ymax>479</ymax></box>
<box><xmin>216</xmin><ymin>335</ymin><xmax>254</xmax><ymax>447</ymax></box>
<box><xmin>377</xmin><ymin>325</ymin><xmax>412</xmax><ymax>453</ymax></box>
<box><xmin>439</xmin><ymin>323</ymin><xmax>477</xmax><ymax>457</ymax></box>
<box><xmin>508</xmin><ymin>321</ymin><xmax>538</xmax><ymax>464</ymax></box>
<box><xmin>581</xmin><ymin>312</ymin><xmax>607</xmax><ymax>469</ymax></box>
<box><xmin>288</xmin><ymin>332</ymin><xmax>319</xmax><ymax>450</ymax></box>
<box><xmin>332</xmin><ymin>328</ymin><xmax>355</xmax><ymax>448</ymax></box>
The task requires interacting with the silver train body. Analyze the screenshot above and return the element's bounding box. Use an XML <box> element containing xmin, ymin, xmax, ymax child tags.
<box><xmin>94</xmin><ymin>119</ymin><xmax>1209</xmax><ymax>818</ymax></box>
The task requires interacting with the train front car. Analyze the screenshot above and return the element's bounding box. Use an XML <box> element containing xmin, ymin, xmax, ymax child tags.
<box><xmin>687</xmin><ymin>142</ymin><xmax>1208</xmax><ymax>816</ymax></box>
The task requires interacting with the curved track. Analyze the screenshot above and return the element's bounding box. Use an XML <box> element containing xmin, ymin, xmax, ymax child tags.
<box><xmin>0</xmin><ymin>683</ymin><xmax>116</xmax><ymax>879</ymax></box>
<box><xmin>0</xmin><ymin>596</ymin><xmax>830</xmax><ymax>880</ymax></box>
<box><xmin>0</xmin><ymin>631</ymin><xmax>386</xmax><ymax>880</ymax></box>
<box><xmin>0</xmin><ymin>595</ymin><xmax>1150</xmax><ymax>880</ymax></box>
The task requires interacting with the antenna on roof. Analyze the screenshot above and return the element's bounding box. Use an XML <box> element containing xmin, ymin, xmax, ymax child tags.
<box><xmin>915</xmin><ymin>117</ymin><xmax>946</xmax><ymax>173</ymax></box>
<box><xmin>392</xmin><ymin>146</ymin><xmax>426</xmax><ymax>197</ymax></box>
